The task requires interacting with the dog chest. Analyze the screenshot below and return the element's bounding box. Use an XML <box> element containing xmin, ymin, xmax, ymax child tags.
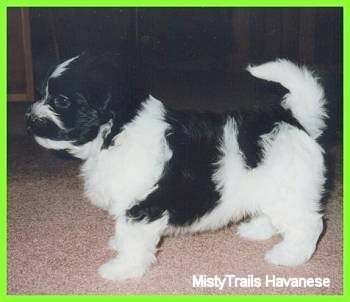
<box><xmin>81</xmin><ymin>131</ymin><xmax>172</xmax><ymax>215</ymax></box>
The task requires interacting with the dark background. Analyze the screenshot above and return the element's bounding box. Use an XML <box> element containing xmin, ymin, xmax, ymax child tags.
<box><xmin>9</xmin><ymin>8</ymin><xmax>343</xmax><ymax>142</ymax></box>
<box><xmin>27</xmin><ymin>7</ymin><xmax>342</xmax><ymax>143</ymax></box>
<box><xmin>29</xmin><ymin>8</ymin><xmax>342</xmax><ymax>81</ymax></box>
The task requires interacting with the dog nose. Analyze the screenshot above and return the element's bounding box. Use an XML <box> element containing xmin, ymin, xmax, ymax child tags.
<box><xmin>25</xmin><ymin>112</ymin><xmax>31</xmax><ymax>122</ymax></box>
<box><xmin>26</xmin><ymin>125</ymin><xmax>33</xmax><ymax>135</ymax></box>
<box><xmin>25</xmin><ymin>113</ymin><xmax>33</xmax><ymax>135</ymax></box>
<box><xmin>25</xmin><ymin>109</ymin><xmax>36</xmax><ymax>135</ymax></box>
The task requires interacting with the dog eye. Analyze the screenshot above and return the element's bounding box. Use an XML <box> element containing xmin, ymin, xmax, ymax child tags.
<box><xmin>53</xmin><ymin>95</ymin><xmax>71</xmax><ymax>109</ymax></box>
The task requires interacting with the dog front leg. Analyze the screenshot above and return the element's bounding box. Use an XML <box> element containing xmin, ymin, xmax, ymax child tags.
<box><xmin>98</xmin><ymin>215</ymin><xmax>168</xmax><ymax>280</ymax></box>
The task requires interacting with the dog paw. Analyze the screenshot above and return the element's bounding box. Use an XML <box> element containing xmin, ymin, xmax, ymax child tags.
<box><xmin>237</xmin><ymin>216</ymin><xmax>277</xmax><ymax>241</ymax></box>
<box><xmin>108</xmin><ymin>236</ymin><xmax>118</xmax><ymax>250</ymax></box>
<box><xmin>264</xmin><ymin>242</ymin><xmax>312</xmax><ymax>266</ymax></box>
<box><xmin>98</xmin><ymin>258</ymin><xmax>146</xmax><ymax>281</ymax></box>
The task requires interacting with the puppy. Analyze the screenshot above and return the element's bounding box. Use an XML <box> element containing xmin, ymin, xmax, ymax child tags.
<box><xmin>26</xmin><ymin>54</ymin><xmax>327</xmax><ymax>280</ymax></box>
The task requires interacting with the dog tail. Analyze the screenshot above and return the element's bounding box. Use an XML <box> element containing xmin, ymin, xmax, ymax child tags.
<box><xmin>246</xmin><ymin>59</ymin><xmax>327</xmax><ymax>139</ymax></box>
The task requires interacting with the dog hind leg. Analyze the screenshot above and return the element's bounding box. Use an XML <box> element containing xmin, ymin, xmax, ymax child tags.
<box><xmin>264</xmin><ymin>213</ymin><xmax>323</xmax><ymax>266</ymax></box>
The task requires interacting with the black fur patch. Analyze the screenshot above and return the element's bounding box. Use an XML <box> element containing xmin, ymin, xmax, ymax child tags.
<box><xmin>127</xmin><ymin>110</ymin><xmax>225</xmax><ymax>226</ymax></box>
<box><xmin>233</xmin><ymin>107</ymin><xmax>307</xmax><ymax>168</ymax></box>
<box><xmin>126</xmin><ymin>107</ymin><xmax>308</xmax><ymax>226</ymax></box>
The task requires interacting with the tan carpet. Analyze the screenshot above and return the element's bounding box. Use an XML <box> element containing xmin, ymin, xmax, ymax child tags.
<box><xmin>7</xmin><ymin>104</ymin><xmax>342</xmax><ymax>295</ymax></box>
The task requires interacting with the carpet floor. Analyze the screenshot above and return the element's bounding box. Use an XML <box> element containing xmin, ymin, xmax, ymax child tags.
<box><xmin>7</xmin><ymin>84</ymin><xmax>343</xmax><ymax>295</ymax></box>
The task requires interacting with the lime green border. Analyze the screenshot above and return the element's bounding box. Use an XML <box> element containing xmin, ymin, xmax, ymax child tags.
<box><xmin>0</xmin><ymin>0</ymin><xmax>348</xmax><ymax>7</ymax></box>
<box><xmin>1</xmin><ymin>1</ymin><xmax>7</xmax><ymax>302</ymax></box>
<box><xmin>1</xmin><ymin>1</ymin><xmax>347</xmax><ymax>301</ymax></box>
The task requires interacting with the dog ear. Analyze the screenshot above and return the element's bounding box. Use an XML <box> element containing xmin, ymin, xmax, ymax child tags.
<box><xmin>79</xmin><ymin>53</ymin><xmax>149</xmax><ymax>122</ymax></box>
<box><xmin>83</xmin><ymin>88</ymin><xmax>112</xmax><ymax>112</ymax></box>
<box><xmin>76</xmin><ymin>90</ymin><xmax>113</xmax><ymax>124</ymax></box>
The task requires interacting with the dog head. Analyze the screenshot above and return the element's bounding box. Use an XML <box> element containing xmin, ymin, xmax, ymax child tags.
<box><xmin>26</xmin><ymin>53</ymin><xmax>149</xmax><ymax>157</ymax></box>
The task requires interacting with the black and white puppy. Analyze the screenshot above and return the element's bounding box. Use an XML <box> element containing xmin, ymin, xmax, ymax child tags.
<box><xmin>26</xmin><ymin>53</ymin><xmax>327</xmax><ymax>280</ymax></box>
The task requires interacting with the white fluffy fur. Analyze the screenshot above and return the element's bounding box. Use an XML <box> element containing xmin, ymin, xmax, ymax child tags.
<box><xmin>98</xmin><ymin>214</ymin><xmax>169</xmax><ymax>280</ymax></box>
<box><xmin>50</xmin><ymin>55</ymin><xmax>80</xmax><ymax>78</ymax></box>
<box><xmin>33</xmin><ymin>59</ymin><xmax>327</xmax><ymax>279</ymax></box>
<box><xmin>247</xmin><ymin>59</ymin><xmax>327</xmax><ymax>139</ymax></box>
<box><xmin>237</xmin><ymin>215</ymin><xmax>277</xmax><ymax>241</ymax></box>
<box><xmin>166</xmin><ymin>121</ymin><xmax>325</xmax><ymax>267</ymax></box>
<box><xmin>80</xmin><ymin>96</ymin><xmax>172</xmax><ymax>216</ymax></box>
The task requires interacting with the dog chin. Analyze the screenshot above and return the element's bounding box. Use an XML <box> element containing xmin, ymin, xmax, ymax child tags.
<box><xmin>33</xmin><ymin>135</ymin><xmax>93</xmax><ymax>160</ymax></box>
<box><xmin>34</xmin><ymin>136</ymin><xmax>74</xmax><ymax>151</ymax></box>
<box><xmin>34</xmin><ymin>119</ymin><xmax>113</xmax><ymax>160</ymax></box>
